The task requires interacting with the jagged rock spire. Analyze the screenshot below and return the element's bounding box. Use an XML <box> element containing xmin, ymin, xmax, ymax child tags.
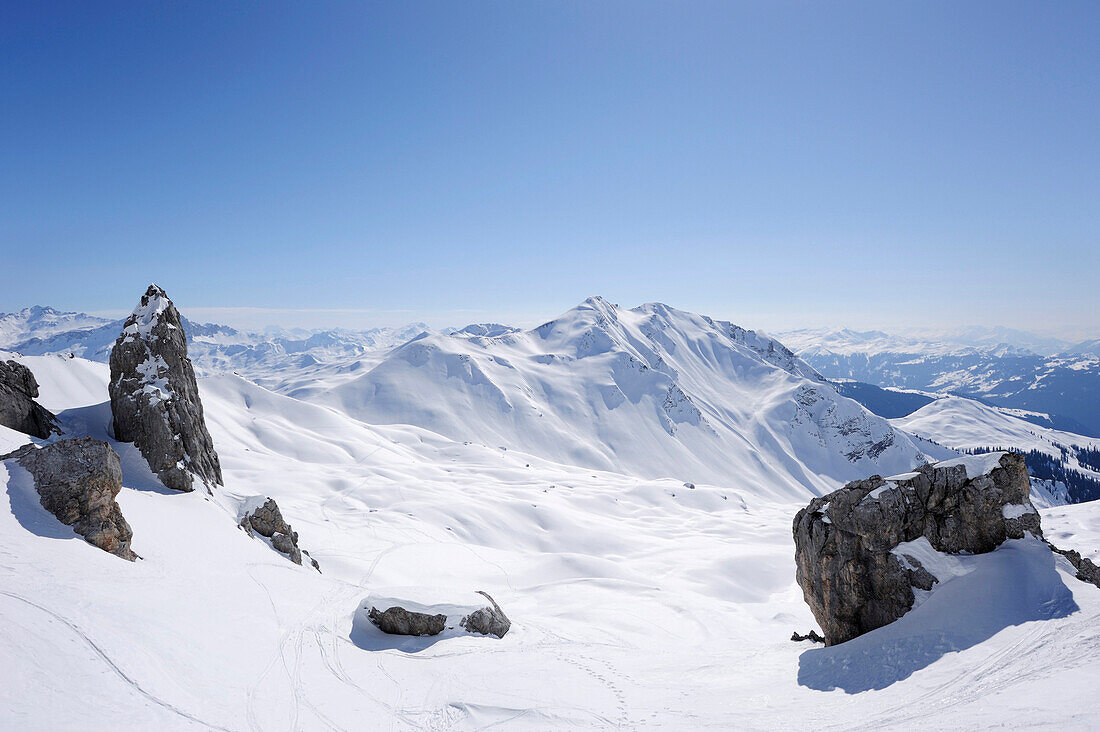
<box><xmin>108</xmin><ymin>284</ymin><xmax>222</xmax><ymax>492</ymax></box>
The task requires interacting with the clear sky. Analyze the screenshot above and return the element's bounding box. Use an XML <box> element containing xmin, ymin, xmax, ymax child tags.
<box><xmin>2</xmin><ymin>2</ymin><xmax>1097</xmax><ymax>336</ymax></box>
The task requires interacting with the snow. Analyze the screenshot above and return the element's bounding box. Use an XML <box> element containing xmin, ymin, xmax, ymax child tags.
<box><xmin>894</xmin><ymin>396</ymin><xmax>1100</xmax><ymax>505</ymax></box>
<box><xmin>122</xmin><ymin>286</ymin><xmax>172</xmax><ymax>338</ymax></box>
<box><xmin>864</xmin><ymin>482</ymin><xmax>897</xmax><ymax>501</ymax></box>
<box><xmin>1002</xmin><ymin>503</ymin><xmax>1035</xmax><ymax>520</ymax></box>
<box><xmin>1</xmin><ymin>323</ymin><xmax>1099</xmax><ymax>729</ymax></box>
<box><xmin>136</xmin><ymin>354</ymin><xmax>173</xmax><ymax>405</ymax></box>
<box><xmin>801</xmin><ymin>537</ymin><xmax>1089</xmax><ymax>696</ymax></box>
<box><xmin>895</xmin><ymin>397</ymin><xmax>1100</xmax><ymax>458</ymax></box>
<box><xmin>933</xmin><ymin>451</ymin><xmax>1007</xmax><ymax>479</ymax></box>
<box><xmin>892</xmin><ymin>536</ymin><xmax>974</xmax><ymax>594</ymax></box>
<box><xmin>307</xmin><ymin>299</ymin><xmax>932</xmax><ymax>498</ymax></box>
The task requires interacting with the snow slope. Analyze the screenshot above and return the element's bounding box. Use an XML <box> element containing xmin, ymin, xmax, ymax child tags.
<box><xmin>1</xmin><ymin>355</ymin><xmax>1100</xmax><ymax>729</ymax></box>
<box><xmin>311</xmin><ymin>298</ymin><xmax>938</xmax><ymax>499</ymax></box>
<box><xmin>893</xmin><ymin>396</ymin><xmax>1100</xmax><ymax>505</ymax></box>
<box><xmin>894</xmin><ymin>396</ymin><xmax>1100</xmax><ymax>456</ymax></box>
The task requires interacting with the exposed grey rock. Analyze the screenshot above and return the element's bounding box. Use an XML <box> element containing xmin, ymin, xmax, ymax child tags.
<box><xmin>461</xmin><ymin>591</ymin><xmax>511</xmax><ymax>638</ymax></box>
<box><xmin>239</xmin><ymin>497</ymin><xmax>317</xmax><ymax>570</ymax></box>
<box><xmin>368</xmin><ymin>605</ymin><xmax>446</xmax><ymax>636</ymax></box>
<box><xmin>108</xmin><ymin>284</ymin><xmax>221</xmax><ymax>493</ymax></box>
<box><xmin>791</xmin><ymin>630</ymin><xmax>825</xmax><ymax>644</ymax></box>
<box><xmin>1</xmin><ymin>438</ymin><xmax>135</xmax><ymax>560</ymax></box>
<box><xmin>793</xmin><ymin>452</ymin><xmax>1039</xmax><ymax>645</ymax></box>
<box><xmin>1048</xmin><ymin>543</ymin><xmax>1100</xmax><ymax>589</ymax></box>
<box><xmin>239</xmin><ymin>498</ymin><xmax>291</xmax><ymax>538</ymax></box>
<box><xmin>0</xmin><ymin>360</ymin><xmax>59</xmax><ymax>438</ymax></box>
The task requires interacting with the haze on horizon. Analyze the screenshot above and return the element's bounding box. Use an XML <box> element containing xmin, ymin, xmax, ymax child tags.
<box><xmin>2</xmin><ymin>2</ymin><xmax>1097</xmax><ymax>337</ymax></box>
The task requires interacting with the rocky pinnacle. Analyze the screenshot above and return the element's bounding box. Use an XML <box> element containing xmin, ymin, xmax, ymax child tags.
<box><xmin>109</xmin><ymin>284</ymin><xmax>222</xmax><ymax>492</ymax></box>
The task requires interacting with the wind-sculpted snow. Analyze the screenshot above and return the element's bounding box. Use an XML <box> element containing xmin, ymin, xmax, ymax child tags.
<box><xmin>316</xmin><ymin>297</ymin><xmax>934</xmax><ymax>497</ymax></box>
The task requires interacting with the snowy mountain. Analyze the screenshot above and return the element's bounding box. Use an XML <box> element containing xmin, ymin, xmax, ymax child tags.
<box><xmin>0</xmin><ymin>306</ymin><xmax>112</xmax><ymax>347</ymax></box>
<box><xmin>3</xmin><ymin>338</ymin><xmax>1100</xmax><ymax>729</ymax></box>
<box><xmin>1063</xmin><ymin>338</ymin><xmax>1100</xmax><ymax>359</ymax></box>
<box><xmin>308</xmin><ymin>297</ymin><xmax>940</xmax><ymax>497</ymax></box>
<box><xmin>777</xmin><ymin>325</ymin><xmax>1073</xmax><ymax>358</ymax></box>
<box><xmin>3</xmin><ymin>309</ymin><xmax>435</xmax><ymax>384</ymax></box>
<box><xmin>779</xmin><ymin>328</ymin><xmax>1100</xmax><ymax>437</ymax></box>
<box><xmin>893</xmin><ymin>396</ymin><xmax>1100</xmax><ymax>505</ymax></box>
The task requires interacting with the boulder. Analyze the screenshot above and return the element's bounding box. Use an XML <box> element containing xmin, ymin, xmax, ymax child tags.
<box><xmin>369</xmin><ymin>605</ymin><xmax>447</xmax><ymax>636</ymax></box>
<box><xmin>0</xmin><ymin>359</ymin><xmax>59</xmax><ymax>438</ymax></box>
<box><xmin>461</xmin><ymin>591</ymin><xmax>511</xmax><ymax>638</ymax></box>
<box><xmin>239</xmin><ymin>496</ymin><xmax>319</xmax><ymax>570</ymax></box>
<box><xmin>108</xmin><ymin>284</ymin><xmax>221</xmax><ymax>493</ymax></box>
<box><xmin>2</xmin><ymin>438</ymin><xmax>135</xmax><ymax>560</ymax></box>
<box><xmin>356</xmin><ymin>590</ymin><xmax>512</xmax><ymax>640</ymax></box>
<box><xmin>793</xmin><ymin>452</ymin><xmax>1040</xmax><ymax>645</ymax></box>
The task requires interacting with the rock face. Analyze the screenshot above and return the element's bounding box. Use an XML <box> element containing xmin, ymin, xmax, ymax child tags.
<box><xmin>369</xmin><ymin>605</ymin><xmax>447</xmax><ymax>636</ymax></box>
<box><xmin>461</xmin><ymin>591</ymin><xmax>511</xmax><ymax>638</ymax></box>
<box><xmin>238</xmin><ymin>497</ymin><xmax>319</xmax><ymax>570</ymax></box>
<box><xmin>0</xmin><ymin>360</ymin><xmax>59</xmax><ymax>438</ymax></box>
<box><xmin>1</xmin><ymin>438</ymin><xmax>135</xmax><ymax>560</ymax></box>
<box><xmin>793</xmin><ymin>452</ymin><xmax>1040</xmax><ymax>645</ymax></box>
<box><xmin>109</xmin><ymin>285</ymin><xmax>221</xmax><ymax>493</ymax></box>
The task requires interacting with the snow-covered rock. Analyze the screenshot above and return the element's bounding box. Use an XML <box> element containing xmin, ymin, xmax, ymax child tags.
<box><xmin>356</xmin><ymin>589</ymin><xmax>511</xmax><ymax>639</ymax></box>
<box><xmin>108</xmin><ymin>285</ymin><xmax>222</xmax><ymax>492</ymax></box>
<box><xmin>793</xmin><ymin>452</ymin><xmax>1040</xmax><ymax>645</ymax></box>
<box><xmin>238</xmin><ymin>495</ymin><xmax>319</xmax><ymax>569</ymax></box>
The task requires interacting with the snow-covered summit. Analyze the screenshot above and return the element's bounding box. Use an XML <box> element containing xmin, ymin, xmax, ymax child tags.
<box><xmin>314</xmin><ymin>298</ymin><xmax>936</xmax><ymax>497</ymax></box>
<box><xmin>0</xmin><ymin>305</ymin><xmax>111</xmax><ymax>347</ymax></box>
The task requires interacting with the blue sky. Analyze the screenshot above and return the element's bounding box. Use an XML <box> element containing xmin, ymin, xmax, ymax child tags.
<box><xmin>2</xmin><ymin>2</ymin><xmax>1097</xmax><ymax>335</ymax></box>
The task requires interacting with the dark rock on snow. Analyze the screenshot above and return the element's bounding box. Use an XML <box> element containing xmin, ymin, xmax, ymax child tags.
<box><xmin>793</xmin><ymin>452</ymin><xmax>1040</xmax><ymax>645</ymax></box>
<box><xmin>461</xmin><ymin>591</ymin><xmax>511</xmax><ymax>638</ymax></box>
<box><xmin>239</xmin><ymin>497</ymin><xmax>320</xmax><ymax>570</ymax></box>
<box><xmin>1</xmin><ymin>438</ymin><xmax>135</xmax><ymax>560</ymax></box>
<box><xmin>109</xmin><ymin>284</ymin><xmax>222</xmax><ymax>493</ymax></box>
<box><xmin>791</xmin><ymin>630</ymin><xmax>825</xmax><ymax>644</ymax></box>
<box><xmin>1048</xmin><ymin>543</ymin><xmax>1100</xmax><ymax>589</ymax></box>
<box><xmin>369</xmin><ymin>605</ymin><xmax>447</xmax><ymax>636</ymax></box>
<box><xmin>0</xmin><ymin>359</ymin><xmax>59</xmax><ymax>438</ymax></box>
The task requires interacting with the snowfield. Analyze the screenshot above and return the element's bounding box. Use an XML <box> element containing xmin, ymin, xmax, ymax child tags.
<box><xmin>1</xmin><ymin>308</ymin><xmax>1099</xmax><ymax>729</ymax></box>
<box><xmin>309</xmin><ymin>298</ymin><xmax>938</xmax><ymax>497</ymax></box>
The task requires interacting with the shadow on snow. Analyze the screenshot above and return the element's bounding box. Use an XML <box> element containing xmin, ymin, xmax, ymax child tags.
<box><xmin>797</xmin><ymin>539</ymin><xmax>1079</xmax><ymax>693</ymax></box>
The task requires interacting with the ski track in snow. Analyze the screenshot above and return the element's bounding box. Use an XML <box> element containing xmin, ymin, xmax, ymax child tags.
<box><xmin>2</xmin><ymin>327</ymin><xmax>1100</xmax><ymax>729</ymax></box>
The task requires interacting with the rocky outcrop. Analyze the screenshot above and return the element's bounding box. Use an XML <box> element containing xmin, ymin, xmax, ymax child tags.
<box><xmin>238</xmin><ymin>496</ymin><xmax>319</xmax><ymax>570</ymax></box>
<box><xmin>109</xmin><ymin>285</ymin><xmax>221</xmax><ymax>493</ymax></box>
<box><xmin>369</xmin><ymin>605</ymin><xmax>447</xmax><ymax>636</ymax></box>
<box><xmin>791</xmin><ymin>630</ymin><xmax>825</xmax><ymax>644</ymax></box>
<box><xmin>793</xmin><ymin>452</ymin><xmax>1040</xmax><ymax>645</ymax></box>
<box><xmin>0</xmin><ymin>360</ymin><xmax>59</xmax><ymax>438</ymax></box>
<box><xmin>461</xmin><ymin>591</ymin><xmax>511</xmax><ymax>638</ymax></box>
<box><xmin>1</xmin><ymin>438</ymin><xmax>135</xmax><ymax>560</ymax></box>
<box><xmin>1048</xmin><ymin>544</ymin><xmax>1100</xmax><ymax>589</ymax></box>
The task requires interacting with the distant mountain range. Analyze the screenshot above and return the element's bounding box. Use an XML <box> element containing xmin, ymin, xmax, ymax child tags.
<box><xmin>5</xmin><ymin>302</ymin><xmax>1099</xmax><ymax>498</ymax></box>
<box><xmin>776</xmin><ymin>327</ymin><xmax>1100</xmax><ymax>437</ymax></box>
